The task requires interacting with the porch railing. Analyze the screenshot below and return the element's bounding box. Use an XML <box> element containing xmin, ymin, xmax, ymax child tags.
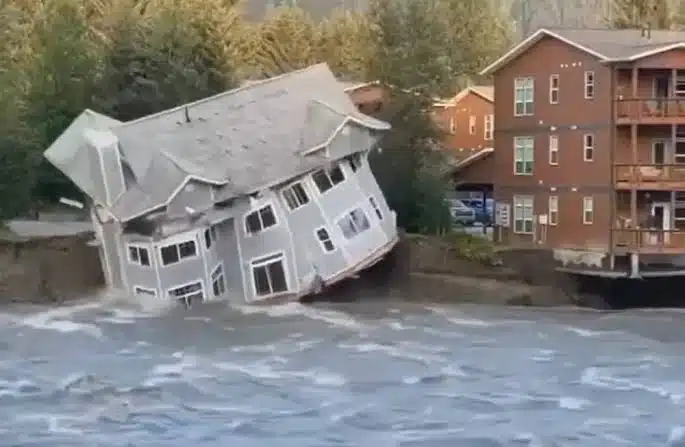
<box><xmin>614</xmin><ymin>164</ymin><xmax>685</xmax><ymax>184</ymax></box>
<box><xmin>613</xmin><ymin>228</ymin><xmax>685</xmax><ymax>253</ymax></box>
<box><xmin>616</xmin><ymin>97</ymin><xmax>685</xmax><ymax>120</ymax></box>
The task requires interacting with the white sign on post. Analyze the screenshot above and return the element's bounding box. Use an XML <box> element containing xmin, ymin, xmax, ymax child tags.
<box><xmin>495</xmin><ymin>203</ymin><xmax>510</xmax><ymax>228</ymax></box>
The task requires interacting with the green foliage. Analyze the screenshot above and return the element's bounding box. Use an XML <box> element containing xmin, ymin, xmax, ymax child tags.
<box><xmin>441</xmin><ymin>231</ymin><xmax>496</xmax><ymax>264</ymax></box>
<box><xmin>607</xmin><ymin>0</ymin><xmax>674</xmax><ymax>29</ymax></box>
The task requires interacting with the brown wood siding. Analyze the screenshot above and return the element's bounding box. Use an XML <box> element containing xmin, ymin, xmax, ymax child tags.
<box><xmin>433</xmin><ymin>92</ymin><xmax>494</xmax><ymax>151</ymax></box>
<box><xmin>633</xmin><ymin>49</ymin><xmax>685</xmax><ymax>69</ymax></box>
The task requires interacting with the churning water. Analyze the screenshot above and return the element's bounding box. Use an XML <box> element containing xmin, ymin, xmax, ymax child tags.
<box><xmin>1</xmin><ymin>295</ymin><xmax>685</xmax><ymax>446</ymax></box>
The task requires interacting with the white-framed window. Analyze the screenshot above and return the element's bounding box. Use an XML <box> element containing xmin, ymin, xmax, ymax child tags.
<box><xmin>514</xmin><ymin>77</ymin><xmax>534</xmax><ymax>116</ymax></box>
<box><xmin>549</xmin><ymin>74</ymin><xmax>559</xmax><ymax>104</ymax></box>
<box><xmin>337</xmin><ymin>208</ymin><xmax>371</xmax><ymax>240</ymax></box>
<box><xmin>312</xmin><ymin>164</ymin><xmax>345</xmax><ymax>193</ymax></box>
<box><xmin>168</xmin><ymin>281</ymin><xmax>204</xmax><ymax>303</ymax></box>
<box><xmin>449</xmin><ymin>117</ymin><xmax>456</xmax><ymax>134</ymax></box>
<box><xmin>134</xmin><ymin>286</ymin><xmax>156</xmax><ymax>297</ymax></box>
<box><xmin>348</xmin><ymin>153</ymin><xmax>363</xmax><ymax>172</ymax></box>
<box><xmin>159</xmin><ymin>239</ymin><xmax>197</xmax><ymax>266</ymax></box>
<box><xmin>583</xmin><ymin>134</ymin><xmax>595</xmax><ymax>162</ymax></box>
<box><xmin>513</xmin><ymin>195</ymin><xmax>534</xmax><ymax>234</ymax></box>
<box><xmin>245</xmin><ymin>204</ymin><xmax>277</xmax><ymax>235</ymax></box>
<box><xmin>469</xmin><ymin>115</ymin><xmax>476</xmax><ymax>135</ymax></box>
<box><xmin>583</xmin><ymin>196</ymin><xmax>594</xmax><ymax>224</ymax></box>
<box><xmin>203</xmin><ymin>225</ymin><xmax>218</xmax><ymax>249</ymax></box>
<box><xmin>315</xmin><ymin>227</ymin><xmax>335</xmax><ymax>252</ymax></box>
<box><xmin>251</xmin><ymin>253</ymin><xmax>288</xmax><ymax>298</ymax></box>
<box><xmin>484</xmin><ymin>114</ymin><xmax>493</xmax><ymax>140</ymax></box>
<box><xmin>548</xmin><ymin>195</ymin><xmax>558</xmax><ymax>226</ymax></box>
<box><xmin>282</xmin><ymin>182</ymin><xmax>310</xmax><ymax>210</ymax></box>
<box><xmin>548</xmin><ymin>135</ymin><xmax>559</xmax><ymax>165</ymax></box>
<box><xmin>369</xmin><ymin>196</ymin><xmax>383</xmax><ymax>220</ymax></box>
<box><xmin>514</xmin><ymin>136</ymin><xmax>534</xmax><ymax>175</ymax></box>
<box><xmin>128</xmin><ymin>245</ymin><xmax>151</xmax><ymax>267</ymax></box>
<box><xmin>211</xmin><ymin>264</ymin><xmax>226</xmax><ymax>297</ymax></box>
<box><xmin>584</xmin><ymin>71</ymin><xmax>595</xmax><ymax>99</ymax></box>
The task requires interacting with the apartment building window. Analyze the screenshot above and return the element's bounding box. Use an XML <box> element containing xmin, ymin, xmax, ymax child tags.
<box><xmin>312</xmin><ymin>164</ymin><xmax>345</xmax><ymax>193</ymax></box>
<box><xmin>251</xmin><ymin>253</ymin><xmax>288</xmax><ymax>298</ymax></box>
<box><xmin>484</xmin><ymin>114</ymin><xmax>493</xmax><ymax>140</ymax></box>
<box><xmin>548</xmin><ymin>195</ymin><xmax>558</xmax><ymax>226</ymax></box>
<box><xmin>315</xmin><ymin>227</ymin><xmax>335</xmax><ymax>252</ymax></box>
<box><xmin>513</xmin><ymin>195</ymin><xmax>534</xmax><ymax>234</ymax></box>
<box><xmin>548</xmin><ymin>135</ymin><xmax>559</xmax><ymax>165</ymax></box>
<box><xmin>169</xmin><ymin>281</ymin><xmax>204</xmax><ymax>303</ymax></box>
<box><xmin>282</xmin><ymin>182</ymin><xmax>310</xmax><ymax>210</ymax></box>
<box><xmin>583</xmin><ymin>134</ymin><xmax>595</xmax><ymax>161</ymax></box>
<box><xmin>211</xmin><ymin>264</ymin><xmax>226</xmax><ymax>297</ymax></box>
<box><xmin>369</xmin><ymin>196</ymin><xmax>383</xmax><ymax>220</ymax></box>
<box><xmin>128</xmin><ymin>245</ymin><xmax>150</xmax><ymax>266</ymax></box>
<box><xmin>204</xmin><ymin>225</ymin><xmax>217</xmax><ymax>249</ymax></box>
<box><xmin>514</xmin><ymin>136</ymin><xmax>534</xmax><ymax>175</ymax></box>
<box><xmin>337</xmin><ymin>208</ymin><xmax>371</xmax><ymax>240</ymax></box>
<box><xmin>549</xmin><ymin>74</ymin><xmax>559</xmax><ymax>104</ymax></box>
<box><xmin>160</xmin><ymin>240</ymin><xmax>197</xmax><ymax>266</ymax></box>
<box><xmin>245</xmin><ymin>204</ymin><xmax>278</xmax><ymax>234</ymax></box>
<box><xmin>583</xmin><ymin>196</ymin><xmax>594</xmax><ymax>224</ymax></box>
<box><xmin>584</xmin><ymin>71</ymin><xmax>595</xmax><ymax>99</ymax></box>
<box><xmin>514</xmin><ymin>77</ymin><xmax>534</xmax><ymax>116</ymax></box>
<box><xmin>469</xmin><ymin>116</ymin><xmax>476</xmax><ymax>135</ymax></box>
<box><xmin>449</xmin><ymin>117</ymin><xmax>456</xmax><ymax>134</ymax></box>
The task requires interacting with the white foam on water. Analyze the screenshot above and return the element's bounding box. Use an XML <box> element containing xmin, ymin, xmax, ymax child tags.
<box><xmin>581</xmin><ymin>366</ymin><xmax>685</xmax><ymax>404</ymax></box>
<box><xmin>0</xmin><ymin>378</ymin><xmax>39</xmax><ymax>398</ymax></box>
<box><xmin>143</xmin><ymin>351</ymin><xmax>213</xmax><ymax>387</ymax></box>
<box><xmin>426</xmin><ymin>307</ymin><xmax>495</xmax><ymax>327</ymax></box>
<box><xmin>337</xmin><ymin>341</ymin><xmax>445</xmax><ymax>365</ymax></box>
<box><xmin>558</xmin><ymin>396</ymin><xmax>590</xmax><ymax>411</ymax></box>
<box><xmin>668</xmin><ymin>426</ymin><xmax>685</xmax><ymax>446</ymax></box>
<box><xmin>235</xmin><ymin>301</ymin><xmax>365</xmax><ymax>330</ymax></box>
<box><xmin>19</xmin><ymin>302</ymin><xmax>103</xmax><ymax>338</ymax></box>
<box><xmin>98</xmin><ymin>288</ymin><xmax>175</xmax><ymax>317</ymax></box>
<box><xmin>564</xmin><ymin>326</ymin><xmax>606</xmax><ymax>337</ymax></box>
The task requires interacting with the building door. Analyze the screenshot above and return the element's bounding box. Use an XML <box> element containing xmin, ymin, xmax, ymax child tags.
<box><xmin>653</xmin><ymin>140</ymin><xmax>667</xmax><ymax>165</ymax></box>
<box><xmin>651</xmin><ymin>202</ymin><xmax>671</xmax><ymax>245</ymax></box>
<box><xmin>654</xmin><ymin>77</ymin><xmax>670</xmax><ymax>97</ymax></box>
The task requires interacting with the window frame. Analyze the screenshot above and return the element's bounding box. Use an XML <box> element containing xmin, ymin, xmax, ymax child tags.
<box><xmin>368</xmin><ymin>196</ymin><xmax>383</xmax><ymax>220</ymax></box>
<box><xmin>583</xmin><ymin>133</ymin><xmax>595</xmax><ymax>162</ymax></box>
<box><xmin>203</xmin><ymin>225</ymin><xmax>218</xmax><ymax>250</ymax></box>
<box><xmin>548</xmin><ymin>135</ymin><xmax>559</xmax><ymax>165</ymax></box>
<box><xmin>311</xmin><ymin>164</ymin><xmax>346</xmax><ymax>194</ymax></box>
<box><xmin>134</xmin><ymin>286</ymin><xmax>157</xmax><ymax>297</ymax></box>
<box><xmin>348</xmin><ymin>153</ymin><xmax>363</xmax><ymax>172</ymax></box>
<box><xmin>584</xmin><ymin>71</ymin><xmax>595</xmax><ymax>99</ymax></box>
<box><xmin>549</xmin><ymin>74</ymin><xmax>560</xmax><ymax>104</ymax></box>
<box><xmin>449</xmin><ymin>116</ymin><xmax>456</xmax><ymax>134</ymax></box>
<box><xmin>282</xmin><ymin>181</ymin><xmax>310</xmax><ymax>211</ymax></box>
<box><xmin>514</xmin><ymin>136</ymin><xmax>534</xmax><ymax>175</ymax></box>
<box><xmin>250</xmin><ymin>252</ymin><xmax>289</xmax><ymax>299</ymax></box>
<box><xmin>469</xmin><ymin>115</ymin><xmax>476</xmax><ymax>135</ymax></box>
<box><xmin>336</xmin><ymin>207</ymin><xmax>371</xmax><ymax>240</ymax></box>
<box><xmin>513</xmin><ymin>195</ymin><xmax>534</xmax><ymax>234</ymax></box>
<box><xmin>211</xmin><ymin>263</ymin><xmax>226</xmax><ymax>298</ymax></box>
<box><xmin>484</xmin><ymin>114</ymin><xmax>493</xmax><ymax>140</ymax></box>
<box><xmin>514</xmin><ymin>77</ymin><xmax>534</xmax><ymax>116</ymax></box>
<box><xmin>127</xmin><ymin>244</ymin><xmax>151</xmax><ymax>267</ymax></box>
<box><xmin>583</xmin><ymin>196</ymin><xmax>594</xmax><ymax>225</ymax></box>
<box><xmin>315</xmin><ymin>227</ymin><xmax>336</xmax><ymax>253</ymax></box>
<box><xmin>167</xmin><ymin>280</ymin><xmax>204</xmax><ymax>303</ymax></box>
<box><xmin>244</xmin><ymin>203</ymin><xmax>278</xmax><ymax>235</ymax></box>
<box><xmin>159</xmin><ymin>239</ymin><xmax>198</xmax><ymax>266</ymax></box>
<box><xmin>548</xmin><ymin>195</ymin><xmax>559</xmax><ymax>226</ymax></box>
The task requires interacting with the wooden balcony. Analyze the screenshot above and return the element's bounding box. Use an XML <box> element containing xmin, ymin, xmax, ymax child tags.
<box><xmin>613</xmin><ymin>229</ymin><xmax>685</xmax><ymax>254</ymax></box>
<box><xmin>614</xmin><ymin>164</ymin><xmax>685</xmax><ymax>189</ymax></box>
<box><xmin>616</xmin><ymin>98</ymin><xmax>685</xmax><ymax>124</ymax></box>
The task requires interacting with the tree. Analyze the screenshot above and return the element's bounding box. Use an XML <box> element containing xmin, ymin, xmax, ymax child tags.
<box><xmin>318</xmin><ymin>9</ymin><xmax>373</xmax><ymax>79</ymax></box>
<box><xmin>606</xmin><ymin>0</ymin><xmax>674</xmax><ymax>28</ymax></box>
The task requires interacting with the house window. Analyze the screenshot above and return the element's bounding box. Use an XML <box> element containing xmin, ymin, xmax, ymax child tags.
<box><xmin>168</xmin><ymin>281</ymin><xmax>204</xmax><ymax>304</ymax></box>
<box><xmin>548</xmin><ymin>195</ymin><xmax>558</xmax><ymax>226</ymax></box>
<box><xmin>160</xmin><ymin>239</ymin><xmax>197</xmax><ymax>266</ymax></box>
<box><xmin>469</xmin><ymin>116</ymin><xmax>476</xmax><ymax>135</ymax></box>
<box><xmin>549</xmin><ymin>74</ymin><xmax>559</xmax><ymax>104</ymax></box>
<box><xmin>349</xmin><ymin>153</ymin><xmax>363</xmax><ymax>172</ymax></box>
<box><xmin>315</xmin><ymin>227</ymin><xmax>335</xmax><ymax>252</ymax></box>
<box><xmin>128</xmin><ymin>245</ymin><xmax>150</xmax><ymax>266</ymax></box>
<box><xmin>484</xmin><ymin>115</ymin><xmax>493</xmax><ymax>140</ymax></box>
<box><xmin>211</xmin><ymin>264</ymin><xmax>226</xmax><ymax>297</ymax></box>
<box><xmin>514</xmin><ymin>136</ymin><xmax>534</xmax><ymax>175</ymax></box>
<box><xmin>583</xmin><ymin>196</ymin><xmax>594</xmax><ymax>224</ymax></box>
<box><xmin>584</xmin><ymin>71</ymin><xmax>595</xmax><ymax>99</ymax></box>
<box><xmin>449</xmin><ymin>117</ymin><xmax>456</xmax><ymax>134</ymax></box>
<box><xmin>203</xmin><ymin>225</ymin><xmax>217</xmax><ymax>249</ymax></box>
<box><xmin>514</xmin><ymin>77</ymin><xmax>534</xmax><ymax>116</ymax></box>
<box><xmin>312</xmin><ymin>164</ymin><xmax>345</xmax><ymax>193</ymax></box>
<box><xmin>369</xmin><ymin>196</ymin><xmax>383</xmax><ymax>220</ymax></box>
<box><xmin>283</xmin><ymin>182</ymin><xmax>310</xmax><ymax>210</ymax></box>
<box><xmin>337</xmin><ymin>208</ymin><xmax>371</xmax><ymax>239</ymax></box>
<box><xmin>513</xmin><ymin>195</ymin><xmax>534</xmax><ymax>234</ymax></box>
<box><xmin>251</xmin><ymin>253</ymin><xmax>288</xmax><ymax>297</ymax></box>
<box><xmin>245</xmin><ymin>204</ymin><xmax>277</xmax><ymax>234</ymax></box>
<box><xmin>583</xmin><ymin>134</ymin><xmax>595</xmax><ymax>161</ymax></box>
<box><xmin>134</xmin><ymin>286</ymin><xmax>156</xmax><ymax>297</ymax></box>
<box><xmin>549</xmin><ymin>135</ymin><xmax>559</xmax><ymax>165</ymax></box>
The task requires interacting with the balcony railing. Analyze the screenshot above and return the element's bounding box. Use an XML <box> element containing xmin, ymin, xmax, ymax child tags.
<box><xmin>614</xmin><ymin>164</ymin><xmax>685</xmax><ymax>187</ymax></box>
<box><xmin>616</xmin><ymin>98</ymin><xmax>685</xmax><ymax>121</ymax></box>
<box><xmin>613</xmin><ymin>229</ymin><xmax>685</xmax><ymax>253</ymax></box>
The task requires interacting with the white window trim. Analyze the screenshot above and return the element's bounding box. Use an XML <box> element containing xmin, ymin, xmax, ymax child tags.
<box><xmin>583</xmin><ymin>134</ymin><xmax>595</xmax><ymax>162</ymax></box>
<box><xmin>167</xmin><ymin>279</ymin><xmax>205</xmax><ymax>301</ymax></box>
<box><xmin>513</xmin><ymin>195</ymin><xmax>534</xmax><ymax>235</ymax></box>
<box><xmin>311</xmin><ymin>164</ymin><xmax>346</xmax><ymax>195</ymax></box>
<box><xmin>549</xmin><ymin>74</ymin><xmax>559</xmax><ymax>104</ymax></box>
<box><xmin>249</xmin><ymin>251</ymin><xmax>290</xmax><ymax>300</ymax></box>
<box><xmin>548</xmin><ymin>195</ymin><xmax>558</xmax><ymax>226</ymax></box>
<box><xmin>133</xmin><ymin>286</ymin><xmax>157</xmax><ymax>296</ymax></box>
<box><xmin>484</xmin><ymin>114</ymin><xmax>493</xmax><ymax>140</ymax></box>
<box><xmin>282</xmin><ymin>181</ymin><xmax>310</xmax><ymax>211</ymax></box>
<box><xmin>210</xmin><ymin>262</ymin><xmax>226</xmax><ymax>297</ymax></box>
<box><xmin>514</xmin><ymin>77</ymin><xmax>534</xmax><ymax>117</ymax></box>
<box><xmin>314</xmin><ymin>226</ymin><xmax>336</xmax><ymax>253</ymax></box>
<box><xmin>127</xmin><ymin>243</ymin><xmax>151</xmax><ymax>267</ymax></box>
<box><xmin>203</xmin><ymin>225</ymin><xmax>218</xmax><ymax>250</ymax></box>
<box><xmin>369</xmin><ymin>196</ymin><xmax>383</xmax><ymax>220</ymax></box>
<box><xmin>514</xmin><ymin>136</ymin><xmax>534</xmax><ymax>175</ymax></box>
<box><xmin>548</xmin><ymin>135</ymin><xmax>559</xmax><ymax>165</ymax></box>
<box><xmin>583</xmin><ymin>196</ymin><xmax>594</xmax><ymax>225</ymax></box>
<box><xmin>469</xmin><ymin>115</ymin><xmax>476</xmax><ymax>135</ymax></box>
<box><xmin>243</xmin><ymin>202</ymin><xmax>279</xmax><ymax>236</ymax></box>
<box><xmin>334</xmin><ymin>206</ymin><xmax>372</xmax><ymax>240</ymax></box>
<box><xmin>449</xmin><ymin>117</ymin><xmax>456</xmax><ymax>134</ymax></box>
<box><xmin>584</xmin><ymin>71</ymin><xmax>595</xmax><ymax>99</ymax></box>
<box><xmin>158</xmin><ymin>238</ymin><xmax>198</xmax><ymax>266</ymax></box>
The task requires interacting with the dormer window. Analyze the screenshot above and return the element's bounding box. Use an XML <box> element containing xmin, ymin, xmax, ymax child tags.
<box><xmin>312</xmin><ymin>165</ymin><xmax>345</xmax><ymax>193</ymax></box>
<box><xmin>245</xmin><ymin>204</ymin><xmax>277</xmax><ymax>234</ymax></box>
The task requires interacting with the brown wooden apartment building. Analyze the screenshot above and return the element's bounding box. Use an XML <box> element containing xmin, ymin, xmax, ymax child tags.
<box><xmin>482</xmin><ymin>27</ymin><xmax>685</xmax><ymax>274</ymax></box>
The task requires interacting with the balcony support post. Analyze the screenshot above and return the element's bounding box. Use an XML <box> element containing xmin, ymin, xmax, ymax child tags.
<box><xmin>671</xmin><ymin>123</ymin><xmax>677</xmax><ymax>163</ymax></box>
<box><xmin>629</xmin><ymin>252</ymin><xmax>640</xmax><ymax>278</ymax></box>
<box><xmin>630</xmin><ymin>124</ymin><xmax>638</xmax><ymax>227</ymax></box>
<box><xmin>631</xmin><ymin>66</ymin><xmax>638</xmax><ymax>119</ymax></box>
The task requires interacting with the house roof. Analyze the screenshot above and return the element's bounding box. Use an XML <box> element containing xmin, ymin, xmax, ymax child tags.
<box><xmin>46</xmin><ymin>63</ymin><xmax>390</xmax><ymax>222</ymax></box>
<box><xmin>480</xmin><ymin>27</ymin><xmax>685</xmax><ymax>75</ymax></box>
<box><xmin>435</xmin><ymin>85</ymin><xmax>494</xmax><ymax>106</ymax></box>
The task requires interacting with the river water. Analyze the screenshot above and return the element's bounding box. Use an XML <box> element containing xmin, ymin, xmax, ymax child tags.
<box><xmin>1</xmin><ymin>296</ymin><xmax>685</xmax><ymax>446</ymax></box>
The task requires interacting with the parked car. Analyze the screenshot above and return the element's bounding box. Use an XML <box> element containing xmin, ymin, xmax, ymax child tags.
<box><xmin>460</xmin><ymin>198</ymin><xmax>494</xmax><ymax>225</ymax></box>
<box><xmin>447</xmin><ymin>199</ymin><xmax>476</xmax><ymax>226</ymax></box>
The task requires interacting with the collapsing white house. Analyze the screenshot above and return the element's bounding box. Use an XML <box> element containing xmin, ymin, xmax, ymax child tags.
<box><xmin>43</xmin><ymin>63</ymin><xmax>399</xmax><ymax>305</ymax></box>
